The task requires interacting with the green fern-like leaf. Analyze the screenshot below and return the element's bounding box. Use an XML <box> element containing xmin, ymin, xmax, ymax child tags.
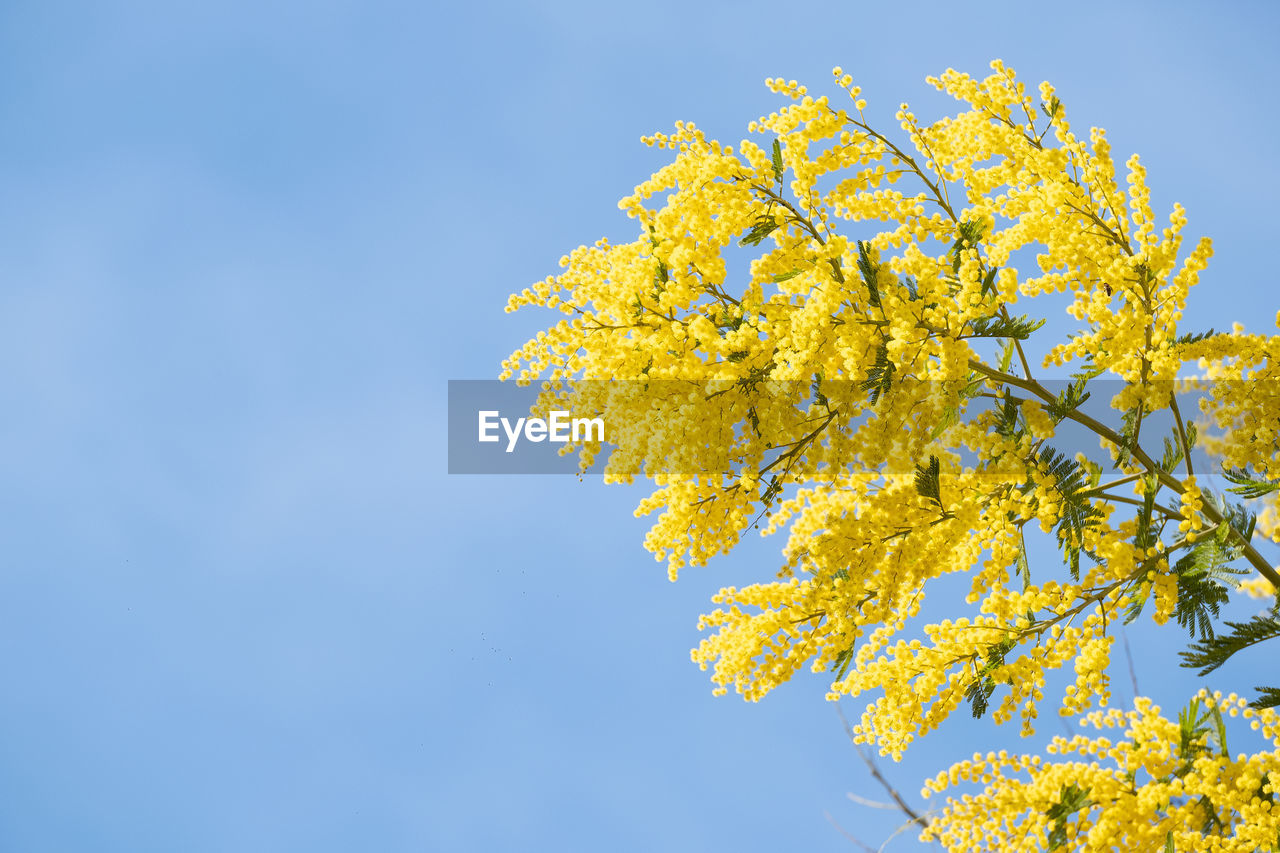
<box><xmin>1222</xmin><ymin>466</ymin><xmax>1280</xmax><ymax>499</ymax></box>
<box><xmin>1046</xmin><ymin>379</ymin><xmax>1091</xmax><ymax>422</ymax></box>
<box><xmin>965</xmin><ymin>314</ymin><xmax>1046</xmax><ymax>340</ymax></box>
<box><xmin>1116</xmin><ymin>407</ymin><xmax>1140</xmax><ymax>467</ymax></box>
<box><xmin>856</xmin><ymin>240</ymin><xmax>881</xmax><ymax>309</ymax></box>
<box><xmin>1171</xmin><ymin>540</ymin><xmax>1247</xmax><ymax>640</ymax></box>
<box><xmin>1160</xmin><ymin>433</ymin><xmax>1184</xmax><ymax>475</ymax></box>
<box><xmin>1180</xmin><ymin>614</ymin><xmax>1280</xmax><ymax>675</ymax></box>
<box><xmin>1174</xmin><ymin>328</ymin><xmax>1216</xmax><ymax>347</ymax></box>
<box><xmin>1198</xmin><ymin>795</ymin><xmax>1225</xmax><ymax>834</ymax></box>
<box><xmin>901</xmin><ymin>275</ymin><xmax>921</xmax><ymax>302</ymax></box>
<box><xmin>993</xmin><ymin>394</ymin><xmax>1022</xmax><ymax>439</ymax></box>
<box><xmin>950</xmin><ymin>219</ymin><xmax>986</xmax><ymax>273</ymax></box>
<box><xmin>1249</xmin><ymin>687</ymin><xmax>1280</xmax><ymax>710</ymax></box>
<box><xmin>1124</xmin><ymin>579</ymin><xmax>1152</xmax><ymax>624</ymax></box>
<box><xmin>1219</xmin><ymin>495</ymin><xmax>1258</xmax><ymax>548</ymax></box>
<box><xmin>1174</xmin><ymin>697</ymin><xmax>1213</xmax><ymax>776</ymax></box>
<box><xmin>1016</xmin><ymin>529</ymin><xmax>1032</xmax><ymax>590</ymax></box>
<box><xmin>1032</xmin><ymin>447</ymin><xmax>1103</xmax><ymax>579</ymax></box>
<box><xmin>809</xmin><ymin>375</ymin><xmax>829</xmax><ymax>411</ymax></box>
<box><xmin>1135</xmin><ymin>475</ymin><xmax>1159</xmax><ymax>552</ymax></box>
<box><xmin>860</xmin><ymin>343</ymin><xmax>895</xmax><ymax>404</ymax></box>
<box><xmin>915</xmin><ymin>455</ymin><xmax>942</xmax><ymax>508</ymax></box>
<box><xmin>1069</xmin><ymin>358</ymin><xmax>1106</xmax><ymax>384</ymax></box>
<box><xmin>739</xmin><ymin>213</ymin><xmax>779</xmax><ymax>247</ymax></box>
<box><xmin>831</xmin><ymin>645</ymin><xmax>855</xmax><ymax>681</ymax></box>
<box><xmin>964</xmin><ymin>637</ymin><xmax>1016</xmax><ymax>719</ymax></box>
<box><xmin>1046</xmin><ymin>783</ymin><xmax>1094</xmax><ymax>849</ymax></box>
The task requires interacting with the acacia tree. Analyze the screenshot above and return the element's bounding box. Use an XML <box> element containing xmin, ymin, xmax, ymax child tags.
<box><xmin>501</xmin><ymin>61</ymin><xmax>1280</xmax><ymax>850</ymax></box>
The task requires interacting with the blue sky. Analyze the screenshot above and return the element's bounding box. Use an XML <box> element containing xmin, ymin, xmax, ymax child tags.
<box><xmin>0</xmin><ymin>1</ymin><xmax>1277</xmax><ymax>850</ymax></box>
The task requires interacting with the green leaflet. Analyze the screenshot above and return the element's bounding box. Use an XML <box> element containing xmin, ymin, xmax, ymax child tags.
<box><xmin>831</xmin><ymin>644</ymin><xmax>855</xmax><ymax>682</ymax></box>
<box><xmin>1016</xmin><ymin>528</ymin><xmax>1031</xmax><ymax>590</ymax></box>
<box><xmin>1250</xmin><ymin>687</ymin><xmax>1280</xmax><ymax>710</ymax></box>
<box><xmin>979</xmin><ymin>267</ymin><xmax>997</xmax><ymax>296</ymax></box>
<box><xmin>739</xmin><ymin>214</ymin><xmax>779</xmax><ymax>247</ymax></box>
<box><xmin>856</xmin><ymin>240</ymin><xmax>881</xmax><ymax>308</ymax></box>
<box><xmin>964</xmin><ymin>637</ymin><xmax>1016</xmax><ymax>719</ymax></box>
<box><xmin>997</xmin><ymin>339</ymin><xmax>1015</xmax><ymax>374</ymax></box>
<box><xmin>1174</xmin><ymin>328</ymin><xmax>1216</xmax><ymax>346</ymax></box>
<box><xmin>1030</xmin><ymin>447</ymin><xmax>1103</xmax><ymax>580</ymax></box>
<box><xmin>1171</xmin><ymin>536</ymin><xmax>1247</xmax><ymax>640</ymax></box>
<box><xmin>965</xmin><ymin>314</ymin><xmax>1046</xmax><ymax>340</ymax></box>
<box><xmin>914</xmin><ymin>455</ymin><xmax>942</xmax><ymax>508</ymax></box>
<box><xmin>1180</xmin><ymin>613</ymin><xmax>1280</xmax><ymax>675</ymax></box>
<box><xmin>1115</xmin><ymin>407</ymin><xmax>1140</xmax><ymax>467</ymax></box>
<box><xmin>1046</xmin><ymin>783</ymin><xmax>1094</xmax><ymax>850</ymax></box>
<box><xmin>949</xmin><ymin>219</ymin><xmax>986</xmax><ymax>273</ymax></box>
<box><xmin>928</xmin><ymin>407</ymin><xmax>958</xmax><ymax>441</ymax></box>
<box><xmin>1222</xmin><ymin>465</ymin><xmax>1280</xmax><ymax>499</ymax></box>
<box><xmin>860</xmin><ymin>343</ymin><xmax>895</xmax><ymax>404</ymax></box>
<box><xmin>1045</xmin><ymin>379</ymin><xmax>1091</xmax><ymax>422</ymax></box>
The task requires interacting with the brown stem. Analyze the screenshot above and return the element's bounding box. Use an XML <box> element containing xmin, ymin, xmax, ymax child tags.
<box><xmin>836</xmin><ymin>704</ymin><xmax>931</xmax><ymax>828</ymax></box>
<box><xmin>966</xmin><ymin>359</ymin><xmax>1280</xmax><ymax>589</ymax></box>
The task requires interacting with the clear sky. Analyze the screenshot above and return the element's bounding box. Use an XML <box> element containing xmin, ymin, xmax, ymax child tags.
<box><xmin>0</xmin><ymin>1</ymin><xmax>1277</xmax><ymax>850</ymax></box>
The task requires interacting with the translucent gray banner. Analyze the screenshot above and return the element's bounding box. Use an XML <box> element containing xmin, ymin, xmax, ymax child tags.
<box><xmin>447</xmin><ymin>378</ymin><xmax>1275</xmax><ymax>479</ymax></box>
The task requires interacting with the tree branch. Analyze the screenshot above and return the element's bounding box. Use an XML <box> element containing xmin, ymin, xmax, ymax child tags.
<box><xmin>837</xmin><ymin>703</ymin><xmax>931</xmax><ymax>829</ymax></box>
<box><xmin>966</xmin><ymin>359</ymin><xmax>1280</xmax><ymax>589</ymax></box>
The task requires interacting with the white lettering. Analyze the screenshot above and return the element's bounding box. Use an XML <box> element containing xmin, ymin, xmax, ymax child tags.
<box><xmin>502</xmin><ymin>417</ymin><xmax>525</xmax><ymax>453</ymax></box>
<box><xmin>478</xmin><ymin>411</ymin><xmax>500</xmax><ymax>442</ymax></box>
<box><xmin>482</xmin><ymin>410</ymin><xmax>604</xmax><ymax>452</ymax></box>
<box><xmin>549</xmin><ymin>410</ymin><xmax>570</xmax><ymax>441</ymax></box>
<box><xmin>573</xmin><ymin>416</ymin><xmax>605</xmax><ymax>442</ymax></box>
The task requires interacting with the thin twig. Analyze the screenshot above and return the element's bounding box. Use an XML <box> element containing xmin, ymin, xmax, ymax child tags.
<box><xmin>1169</xmin><ymin>391</ymin><xmax>1195</xmax><ymax>480</ymax></box>
<box><xmin>1121</xmin><ymin>627</ymin><xmax>1141</xmax><ymax>701</ymax></box>
<box><xmin>1076</xmin><ymin>473</ymin><xmax>1143</xmax><ymax>499</ymax></box>
<box><xmin>848</xmin><ymin>792</ymin><xmax>904</xmax><ymax>811</ymax></box>
<box><xmin>824</xmin><ymin>812</ymin><xmax>878</xmax><ymax>853</ymax></box>
<box><xmin>836</xmin><ymin>704</ymin><xmax>931</xmax><ymax>828</ymax></box>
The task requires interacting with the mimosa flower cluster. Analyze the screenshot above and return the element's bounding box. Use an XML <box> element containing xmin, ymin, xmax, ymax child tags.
<box><xmin>921</xmin><ymin>691</ymin><xmax>1280</xmax><ymax>851</ymax></box>
<box><xmin>502</xmin><ymin>61</ymin><xmax>1280</xmax><ymax>849</ymax></box>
